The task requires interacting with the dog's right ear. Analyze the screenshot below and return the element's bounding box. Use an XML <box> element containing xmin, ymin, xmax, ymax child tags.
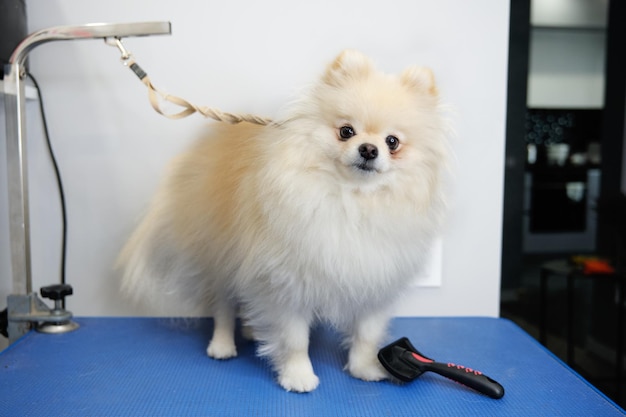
<box><xmin>323</xmin><ymin>49</ymin><xmax>374</xmax><ymax>86</ymax></box>
<box><xmin>400</xmin><ymin>66</ymin><xmax>438</xmax><ymax>96</ymax></box>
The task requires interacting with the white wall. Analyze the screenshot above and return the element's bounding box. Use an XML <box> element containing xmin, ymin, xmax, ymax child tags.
<box><xmin>1</xmin><ymin>0</ymin><xmax>509</xmax><ymax>318</ymax></box>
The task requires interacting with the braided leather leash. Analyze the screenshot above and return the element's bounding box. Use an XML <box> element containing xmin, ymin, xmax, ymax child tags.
<box><xmin>105</xmin><ymin>37</ymin><xmax>273</xmax><ymax>125</ymax></box>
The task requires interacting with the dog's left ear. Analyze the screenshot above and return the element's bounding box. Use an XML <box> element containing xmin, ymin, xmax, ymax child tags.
<box><xmin>400</xmin><ymin>66</ymin><xmax>438</xmax><ymax>96</ymax></box>
<box><xmin>323</xmin><ymin>49</ymin><xmax>374</xmax><ymax>86</ymax></box>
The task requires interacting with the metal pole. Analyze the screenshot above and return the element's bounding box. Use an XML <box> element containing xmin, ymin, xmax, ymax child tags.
<box><xmin>4</xmin><ymin>62</ymin><xmax>31</xmax><ymax>295</ymax></box>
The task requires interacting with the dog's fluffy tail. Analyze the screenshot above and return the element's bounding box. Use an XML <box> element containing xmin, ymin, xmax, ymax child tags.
<box><xmin>117</xmin><ymin>205</ymin><xmax>211</xmax><ymax>316</ymax></box>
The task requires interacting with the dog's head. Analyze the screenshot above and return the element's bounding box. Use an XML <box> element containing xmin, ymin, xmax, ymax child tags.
<box><xmin>289</xmin><ymin>50</ymin><xmax>446</xmax><ymax>193</ymax></box>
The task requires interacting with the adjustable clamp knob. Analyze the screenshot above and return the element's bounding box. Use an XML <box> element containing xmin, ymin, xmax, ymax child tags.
<box><xmin>41</xmin><ymin>284</ymin><xmax>73</xmax><ymax>300</ymax></box>
<box><xmin>40</xmin><ymin>284</ymin><xmax>73</xmax><ymax>312</ymax></box>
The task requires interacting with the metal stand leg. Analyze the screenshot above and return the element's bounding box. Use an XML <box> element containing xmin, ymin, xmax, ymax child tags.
<box><xmin>2</xmin><ymin>22</ymin><xmax>171</xmax><ymax>344</ymax></box>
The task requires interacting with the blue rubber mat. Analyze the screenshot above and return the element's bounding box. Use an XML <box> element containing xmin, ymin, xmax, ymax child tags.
<box><xmin>0</xmin><ymin>317</ymin><xmax>623</xmax><ymax>416</ymax></box>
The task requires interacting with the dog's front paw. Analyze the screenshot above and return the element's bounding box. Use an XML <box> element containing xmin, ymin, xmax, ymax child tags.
<box><xmin>278</xmin><ymin>367</ymin><xmax>320</xmax><ymax>393</ymax></box>
<box><xmin>347</xmin><ymin>356</ymin><xmax>389</xmax><ymax>382</ymax></box>
<box><xmin>206</xmin><ymin>339</ymin><xmax>237</xmax><ymax>360</ymax></box>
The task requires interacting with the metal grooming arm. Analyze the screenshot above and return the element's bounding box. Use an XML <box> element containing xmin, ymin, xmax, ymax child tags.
<box><xmin>3</xmin><ymin>22</ymin><xmax>171</xmax><ymax>343</ymax></box>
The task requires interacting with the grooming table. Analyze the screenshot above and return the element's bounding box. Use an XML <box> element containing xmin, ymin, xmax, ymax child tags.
<box><xmin>0</xmin><ymin>317</ymin><xmax>623</xmax><ymax>416</ymax></box>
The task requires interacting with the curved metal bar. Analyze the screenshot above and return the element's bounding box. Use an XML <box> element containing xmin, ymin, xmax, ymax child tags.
<box><xmin>9</xmin><ymin>22</ymin><xmax>171</xmax><ymax>67</ymax></box>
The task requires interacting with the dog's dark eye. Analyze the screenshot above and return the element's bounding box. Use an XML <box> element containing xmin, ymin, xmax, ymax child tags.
<box><xmin>386</xmin><ymin>135</ymin><xmax>400</xmax><ymax>151</ymax></box>
<box><xmin>339</xmin><ymin>125</ymin><xmax>355</xmax><ymax>140</ymax></box>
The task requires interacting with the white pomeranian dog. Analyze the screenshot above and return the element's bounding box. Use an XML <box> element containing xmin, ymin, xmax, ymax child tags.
<box><xmin>119</xmin><ymin>49</ymin><xmax>447</xmax><ymax>392</ymax></box>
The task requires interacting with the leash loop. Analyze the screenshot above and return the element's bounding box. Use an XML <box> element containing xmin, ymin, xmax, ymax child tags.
<box><xmin>104</xmin><ymin>37</ymin><xmax>132</xmax><ymax>62</ymax></box>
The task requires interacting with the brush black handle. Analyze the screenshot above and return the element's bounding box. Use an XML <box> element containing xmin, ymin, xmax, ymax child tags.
<box><xmin>422</xmin><ymin>361</ymin><xmax>505</xmax><ymax>399</ymax></box>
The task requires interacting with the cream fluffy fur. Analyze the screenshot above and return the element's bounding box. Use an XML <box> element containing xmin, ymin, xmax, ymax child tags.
<box><xmin>119</xmin><ymin>50</ymin><xmax>447</xmax><ymax>392</ymax></box>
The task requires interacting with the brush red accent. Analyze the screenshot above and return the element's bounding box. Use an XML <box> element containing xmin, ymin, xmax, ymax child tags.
<box><xmin>411</xmin><ymin>352</ymin><xmax>434</xmax><ymax>363</ymax></box>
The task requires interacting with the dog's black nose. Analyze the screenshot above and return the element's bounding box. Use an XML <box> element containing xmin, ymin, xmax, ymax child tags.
<box><xmin>359</xmin><ymin>143</ymin><xmax>378</xmax><ymax>160</ymax></box>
